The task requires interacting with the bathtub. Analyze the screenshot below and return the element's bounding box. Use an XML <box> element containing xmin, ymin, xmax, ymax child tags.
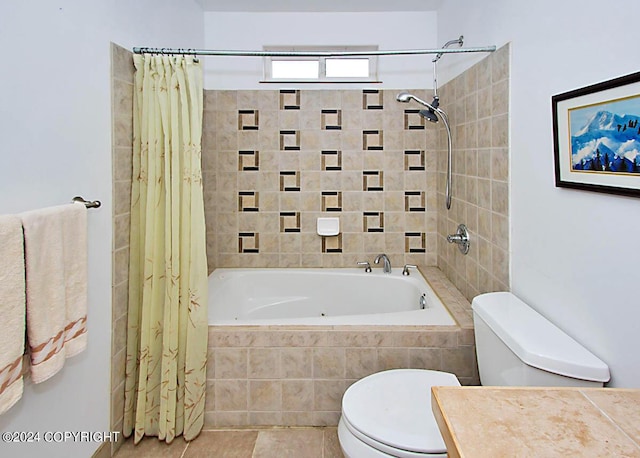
<box><xmin>208</xmin><ymin>268</ymin><xmax>456</xmax><ymax>326</ymax></box>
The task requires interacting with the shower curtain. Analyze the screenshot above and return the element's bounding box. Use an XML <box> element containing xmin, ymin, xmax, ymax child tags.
<box><xmin>123</xmin><ymin>54</ymin><xmax>208</xmax><ymax>444</ymax></box>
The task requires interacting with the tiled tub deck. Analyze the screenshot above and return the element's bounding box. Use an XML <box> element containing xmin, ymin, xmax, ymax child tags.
<box><xmin>204</xmin><ymin>267</ymin><xmax>479</xmax><ymax>427</ymax></box>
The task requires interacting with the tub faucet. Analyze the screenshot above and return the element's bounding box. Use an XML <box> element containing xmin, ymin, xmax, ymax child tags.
<box><xmin>374</xmin><ymin>254</ymin><xmax>392</xmax><ymax>273</ymax></box>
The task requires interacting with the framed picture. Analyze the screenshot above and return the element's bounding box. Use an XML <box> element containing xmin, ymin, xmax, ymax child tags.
<box><xmin>552</xmin><ymin>71</ymin><xmax>640</xmax><ymax>197</ymax></box>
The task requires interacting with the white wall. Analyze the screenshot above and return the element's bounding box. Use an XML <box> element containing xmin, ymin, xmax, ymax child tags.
<box><xmin>203</xmin><ymin>12</ymin><xmax>438</xmax><ymax>89</ymax></box>
<box><xmin>437</xmin><ymin>0</ymin><xmax>640</xmax><ymax>387</ymax></box>
<box><xmin>0</xmin><ymin>1</ymin><xmax>203</xmax><ymax>457</ymax></box>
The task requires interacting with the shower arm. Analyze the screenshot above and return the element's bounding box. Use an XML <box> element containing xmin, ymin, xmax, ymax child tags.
<box><xmin>432</xmin><ymin>36</ymin><xmax>464</xmax><ymax>100</ymax></box>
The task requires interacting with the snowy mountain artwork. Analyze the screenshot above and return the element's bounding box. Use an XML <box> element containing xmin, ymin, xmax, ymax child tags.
<box><xmin>569</xmin><ymin>96</ymin><xmax>640</xmax><ymax>174</ymax></box>
<box><xmin>553</xmin><ymin>71</ymin><xmax>640</xmax><ymax>197</ymax></box>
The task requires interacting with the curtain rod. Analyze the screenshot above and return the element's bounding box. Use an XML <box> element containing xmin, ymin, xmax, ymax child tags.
<box><xmin>132</xmin><ymin>46</ymin><xmax>496</xmax><ymax>58</ymax></box>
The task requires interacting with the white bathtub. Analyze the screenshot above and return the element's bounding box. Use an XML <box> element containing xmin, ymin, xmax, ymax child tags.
<box><xmin>208</xmin><ymin>268</ymin><xmax>456</xmax><ymax>326</ymax></box>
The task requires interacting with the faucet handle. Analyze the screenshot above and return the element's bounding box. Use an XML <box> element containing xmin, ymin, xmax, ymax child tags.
<box><xmin>357</xmin><ymin>261</ymin><xmax>372</xmax><ymax>273</ymax></box>
<box><xmin>402</xmin><ymin>264</ymin><xmax>417</xmax><ymax>276</ymax></box>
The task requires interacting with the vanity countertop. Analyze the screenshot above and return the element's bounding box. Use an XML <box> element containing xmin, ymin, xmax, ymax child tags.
<box><xmin>431</xmin><ymin>386</ymin><xmax>640</xmax><ymax>457</ymax></box>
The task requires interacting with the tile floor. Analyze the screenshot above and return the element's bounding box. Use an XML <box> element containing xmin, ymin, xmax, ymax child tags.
<box><xmin>114</xmin><ymin>427</ymin><xmax>344</xmax><ymax>458</ymax></box>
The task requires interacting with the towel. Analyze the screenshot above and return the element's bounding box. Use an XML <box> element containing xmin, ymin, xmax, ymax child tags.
<box><xmin>21</xmin><ymin>203</ymin><xmax>88</xmax><ymax>383</ymax></box>
<box><xmin>61</xmin><ymin>203</ymin><xmax>88</xmax><ymax>356</ymax></box>
<box><xmin>0</xmin><ymin>215</ymin><xmax>26</xmax><ymax>414</ymax></box>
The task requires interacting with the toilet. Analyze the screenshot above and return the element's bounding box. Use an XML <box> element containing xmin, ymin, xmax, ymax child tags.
<box><xmin>338</xmin><ymin>292</ymin><xmax>611</xmax><ymax>458</ymax></box>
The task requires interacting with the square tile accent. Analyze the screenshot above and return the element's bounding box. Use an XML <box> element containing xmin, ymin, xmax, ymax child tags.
<box><xmin>239</xmin><ymin>232</ymin><xmax>260</xmax><ymax>253</ymax></box>
<box><xmin>363</xmin><ymin>130</ymin><xmax>383</xmax><ymax>150</ymax></box>
<box><xmin>280</xmin><ymin>130</ymin><xmax>301</xmax><ymax>150</ymax></box>
<box><xmin>404</xmin><ymin>191</ymin><xmax>425</xmax><ymax>212</ymax></box>
<box><xmin>322</xmin><ymin>234</ymin><xmax>343</xmax><ymax>253</ymax></box>
<box><xmin>239</xmin><ymin>150</ymin><xmax>259</xmax><ymax>171</ymax></box>
<box><xmin>322</xmin><ymin>191</ymin><xmax>342</xmax><ymax>212</ymax></box>
<box><xmin>362</xmin><ymin>90</ymin><xmax>383</xmax><ymax>110</ymax></box>
<box><xmin>280</xmin><ymin>90</ymin><xmax>300</xmax><ymax>110</ymax></box>
<box><xmin>404</xmin><ymin>110</ymin><xmax>425</xmax><ymax>130</ymax></box>
<box><xmin>404</xmin><ymin>150</ymin><xmax>425</xmax><ymax>171</ymax></box>
<box><xmin>238</xmin><ymin>191</ymin><xmax>259</xmax><ymax>212</ymax></box>
<box><xmin>405</xmin><ymin>232</ymin><xmax>426</xmax><ymax>253</ymax></box>
<box><xmin>280</xmin><ymin>171</ymin><xmax>301</xmax><ymax>192</ymax></box>
<box><xmin>321</xmin><ymin>150</ymin><xmax>342</xmax><ymax>171</ymax></box>
<box><xmin>363</xmin><ymin>212</ymin><xmax>384</xmax><ymax>232</ymax></box>
<box><xmin>238</xmin><ymin>110</ymin><xmax>259</xmax><ymax>130</ymax></box>
<box><xmin>321</xmin><ymin>110</ymin><xmax>342</xmax><ymax>130</ymax></box>
<box><xmin>363</xmin><ymin>171</ymin><xmax>384</xmax><ymax>191</ymax></box>
<box><xmin>280</xmin><ymin>212</ymin><xmax>301</xmax><ymax>232</ymax></box>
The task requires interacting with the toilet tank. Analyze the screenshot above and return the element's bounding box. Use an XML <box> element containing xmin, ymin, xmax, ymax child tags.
<box><xmin>472</xmin><ymin>292</ymin><xmax>610</xmax><ymax>387</ymax></box>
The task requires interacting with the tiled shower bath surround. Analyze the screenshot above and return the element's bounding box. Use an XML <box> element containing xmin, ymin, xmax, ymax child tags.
<box><xmin>110</xmin><ymin>47</ymin><xmax>509</xmax><ymax>435</ymax></box>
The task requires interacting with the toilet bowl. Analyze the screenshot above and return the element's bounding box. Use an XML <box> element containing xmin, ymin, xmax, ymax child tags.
<box><xmin>338</xmin><ymin>292</ymin><xmax>610</xmax><ymax>457</ymax></box>
<box><xmin>338</xmin><ymin>369</ymin><xmax>460</xmax><ymax>458</ymax></box>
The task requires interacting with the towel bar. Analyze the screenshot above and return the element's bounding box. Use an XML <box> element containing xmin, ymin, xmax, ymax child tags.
<box><xmin>72</xmin><ymin>196</ymin><xmax>101</xmax><ymax>209</ymax></box>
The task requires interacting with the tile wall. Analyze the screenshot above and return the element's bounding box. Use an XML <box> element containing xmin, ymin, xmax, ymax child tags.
<box><xmin>436</xmin><ymin>44</ymin><xmax>511</xmax><ymax>300</ymax></box>
<box><xmin>110</xmin><ymin>43</ymin><xmax>133</xmax><ymax>456</ymax></box>
<box><xmin>202</xmin><ymin>89</ymin><xmax>440</xmax><ymax>272</ymax></box>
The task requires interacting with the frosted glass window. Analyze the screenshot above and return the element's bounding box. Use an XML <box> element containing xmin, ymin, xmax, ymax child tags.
<box><xmin>263</xmin><ymin>46</ymin><xmax>378</xmax><ymax>83</ymax></box>
<box><xmin>271</xmin><ymin>60</ymin><xmax>319</xmax><ymax>79</ymax></box>
<box><xmin>326</xmin><ymin>58</ymin><xmax>370</xmax><ymax>78</ymax></box>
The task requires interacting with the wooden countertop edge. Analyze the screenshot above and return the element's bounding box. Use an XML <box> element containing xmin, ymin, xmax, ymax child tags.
<box><xmin>431</xmin><ymin>386</ymin><xmax>462</xmax><ymax>458</ymax></box>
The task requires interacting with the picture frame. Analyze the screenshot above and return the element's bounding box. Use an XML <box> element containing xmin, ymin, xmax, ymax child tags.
<box><xmin>552</xmin><ymin>71</ymin><xmax>640</xmax><ymax>198</ymax></box>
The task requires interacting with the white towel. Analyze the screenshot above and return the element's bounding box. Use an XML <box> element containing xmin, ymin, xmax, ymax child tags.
<box><xmin>61</xmin><ymin>203</ymin><xmax>88</xmax><ymax>356</ymax></box>
<box><xmin>21</xmin><ymin>203</ymin><xmax>88</xmax><ymax>383</ymax></box>
<box><xmin>0</xmin><ymin>215</ymin><xmax>26</xmax><ymax>414</ymax></box>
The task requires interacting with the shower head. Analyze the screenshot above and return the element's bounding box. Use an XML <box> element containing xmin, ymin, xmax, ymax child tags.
<box><xmin>396</xmin><ymin>92</ymin><xmax>441</xmax><ymax>123</ymax></box>
<box><xmin>396</xmin><ymin>92</ymin><xmax>413</xmax><ymax>103</ymax></box>
<box><xmin>419</xmin><ymin>109</ymin><xmax>439</xmax><ymax>123</ymax></box>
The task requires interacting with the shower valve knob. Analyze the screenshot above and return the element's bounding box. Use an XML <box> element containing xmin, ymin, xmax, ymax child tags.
<box><xmin>447</xmin><ymin>224</ymin><xmax>470</xmax><ymax>255</ymax></box>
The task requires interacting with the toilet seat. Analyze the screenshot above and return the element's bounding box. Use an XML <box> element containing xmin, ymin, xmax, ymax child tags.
<box><xmin>339</xmin><ymin>369</ymin><xmax>460</xmax><ymax>457</ymax></box>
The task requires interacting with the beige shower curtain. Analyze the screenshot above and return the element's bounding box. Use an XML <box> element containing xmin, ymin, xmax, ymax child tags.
<box><xmin>123</xmin><ymin>54</ymin><xmax>208</xmax><ymax>444</ymax></box>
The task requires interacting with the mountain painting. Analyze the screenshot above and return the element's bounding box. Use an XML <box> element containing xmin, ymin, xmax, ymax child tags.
<box><xmin>569</xmin><ymin>95</ymin><xmax>640</xmax><ymax>174</ymax></box>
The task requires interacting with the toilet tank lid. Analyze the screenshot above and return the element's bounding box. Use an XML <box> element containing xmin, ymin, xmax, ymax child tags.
<box><xmin>472</xmin><ymin>292</ymin><xmax>610</xmax><ymax>383</ymax></box>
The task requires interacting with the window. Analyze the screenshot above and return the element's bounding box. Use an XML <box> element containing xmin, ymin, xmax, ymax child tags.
<box><xmin>263</xmin><ymin>46</ymin><xmax>379</xmax><ymax>83</ymax></box>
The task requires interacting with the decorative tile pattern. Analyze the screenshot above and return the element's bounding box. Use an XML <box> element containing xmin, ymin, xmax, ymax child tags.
<box><xmin>321</xmin><ymin>151</ymin><xmax>342</xmax><ymax>171</ymax></box>
<box><xmin>280</xmin><ymin>90</ymin><xmax>300</xmax><ymax>110</ymax></box>
<box><xmin>405</xmin><ymin>232</ymin><xmax>426</xmax><ymax>253</ymax></box>
<box><xmin>280</xmin><ymin>171</ymin><xmax>301</xmax><ymax>192</ymax></box>
<box><xmin>362</xmin><ymin>89</ymin><xmax>383</xmax><ymax>110</ymax></box>
<box><xmin>239</xmin><ymin>110</ymin><xmax>259</xmax><ymax>130</ymax></box>
<box><xmin>363</xmin><ymin>171</ymin><xmax>383</xmax><ymax>191</ymax></box>
<box><xmin>239</xmin><ymin>232</ymin><xmax>259</xmax><ymax>253</ymax></box>
<box><xmin>404</xmin><ymin>191</ymin><xmax>425</xmax><ymax>212</ymax></box>
<box><xmin>239</xmin><ymin>191</ymin><xmax>259</xmax><ymax>212</ymax></box>
<box><xmin>239</xmin><ymin>150</ymin><xmax>259</xmax><ymax>171</ymax></box>
<box><xmin>321</xmin><ymin>191</ymin><xmax>342</xmax><ymax>212</ymax></box>
<box><xmin>404</xmin><ymin>150</ymin><xmax>425</xmax><ymax>171</ymax></box>
<box><xmin>203</xmin><ymin>89</ymin><xmax>441</xmax><ymax>269</ymax></box>
<box><xmin>280</xmin><ymin>130</ymin><xmax>300</xmax><ymax>150</ymax></box>
<box><xmin>321</xmin><ymin>110</ymin><xmax>342</xmax><ymax>130</ymax></box>
<box><xmin>280</xmin><ymin>212</ymin><xmax>301</xmax><ymax>233</ymax></box>
<box><xmin>404</xmin><ymin>109</ymin><xmax>425</xmax><ymax>130</ymax></box>
<box><xmin>363</xmin><ymin>130</ymin><xmax>383</xmax><ymax>150</ymax></box>
<box><xmin>363</xmin><ymin>212</ymin><xmax>384</xmax><ymax>232</ymax></box>
<box><xmin>322</xmin><ymin>234</ymin><xmax>343</xmax><ymax>253</ymax></box>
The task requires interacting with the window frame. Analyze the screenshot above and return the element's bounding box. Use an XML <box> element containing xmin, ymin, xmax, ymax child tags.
<box><xmin>262</xmin><ymin>45</ymin><xmax>380</xmax><ymax>83</ymax></box>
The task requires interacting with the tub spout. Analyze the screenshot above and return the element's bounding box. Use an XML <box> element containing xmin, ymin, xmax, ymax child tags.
<box><xmin>374</xmin><ymin>254</ymin><xmax>392</xmax><ymax>273</ymax></box>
